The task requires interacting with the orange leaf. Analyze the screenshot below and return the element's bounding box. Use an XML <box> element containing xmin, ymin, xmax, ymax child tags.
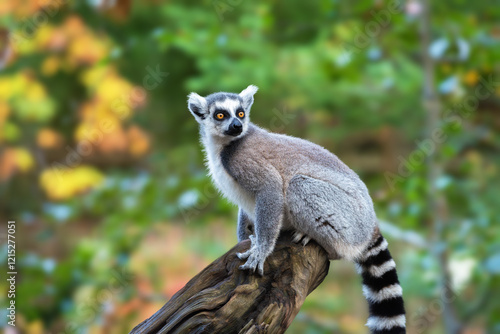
<box><xmin>37</xmin><ymin>128</ymin><xmax>63</xmax><ymax>149</ymax></box>
<box><xmin>0</xmin><ymin>147</ymin><xmax>34</xmax><ymax>181</ymax></box>
<box><xmin>99</xmin><ymin>126</ymin><xmax>128</xmax><ymax>153</ymax></box>
<box><xmin>127</xmin><ymin>125</ymin><xmax>150</xmax><ymax>157</ymax></box>
<box><xmin>41</xmin><ymin>56</ymin><xmax>60</xmax><ymax>76</ymax></box>
<box><xmin>0</xmin><ymin>149</ymin><xmax>16</xmax><ymax>181</ymax></box>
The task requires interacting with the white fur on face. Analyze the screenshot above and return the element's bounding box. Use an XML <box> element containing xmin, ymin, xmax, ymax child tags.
<box><xmin>213</xmin><ymin>99</ymin><xmax>241</xmax><ymax>117</ymax></box>
<box><xmin>203</xmin><ymin>98</ymin><xmax>249</xmax><ymax>139</ymax></box>
<box><xmin>240</xmin><ymin>85</ymin><xmax>258</xmax><ymax>110</ymax></box>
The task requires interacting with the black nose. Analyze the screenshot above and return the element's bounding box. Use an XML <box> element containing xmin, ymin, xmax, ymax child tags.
<box><xmin>226</xmin><ymin>119</ymin><xmax>243</xmax><ymax>136</ymax></box>
<box><xmin>231</xmin><ymin>121</ymin><xmax>242</xmax><ymax>131</ymax></box>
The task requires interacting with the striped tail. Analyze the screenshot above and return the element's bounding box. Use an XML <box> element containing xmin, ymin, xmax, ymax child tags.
<box><xmin>356</xmin><ymin>234</ymin><xmax>406</xmax><ymax>334</ymax></box>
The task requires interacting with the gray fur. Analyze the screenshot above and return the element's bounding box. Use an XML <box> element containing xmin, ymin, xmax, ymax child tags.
<box><xmin>187</xmin><ymin>85</ymin><xmax>377</xmax><ymax>274</ymax></box>
<box><xmin>187</xmin><ymin>86</ymin><xmax>407</xmax><ymax>333</ymax></box>
<box><xmin>237</xmin><ymin>208</ymin><xmax>254</xmax><ymax>241</ymax></box>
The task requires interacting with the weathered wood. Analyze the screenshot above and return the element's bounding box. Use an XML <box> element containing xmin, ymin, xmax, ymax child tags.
<box><xmin>130</xmin><ymin>232</ymin><xmax>332</xmax><ymax>334</ymax></box>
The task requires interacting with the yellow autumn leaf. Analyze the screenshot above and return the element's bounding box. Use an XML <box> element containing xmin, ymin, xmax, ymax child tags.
<box><xmin>40</xmin><ymin>166</ymin><xmax>104</xmax><ymax>200</ymax></box>
<box><xmin>463</xmin><ymin>70</ymin><xmax>479</xmax><ymax>86</ymax></box>
<box><xmin>34</xmin><ymin>25</ymin><xmax>55</xmax><ymax>50</ymax></box>
<box><xmin>26</xmin><ymin>320</ymin><xmax>44</xmax><ymax>334</ymax></box>
<box><xmin>0</xmin><ymin>77</ymin><xmax>13</xmax><ymax>99</ymax></box>
<box><xmin>0</xmin><ymin>101</ymin><xmax>10</xmax><ymax>123</ymax></box>
<box><xmin>15</xmin><ymin>148</ymin><xmax>34</xmax><ymax>172</ymax></box>
<box><xmin>0</xmin><ymin>73</ymin><xmax>30</xmax><ymax>100</ymax></box>
<box><xmin>25</xmin><ymin>81</ymin><xmax>47</xmax><ymax>101</ymax></box>
<box><xmin>41</xmin><ymin>56</ymin><xmax>60</xmax><ymax>76</ymax></box>
<box><xmin>97</xmin><ymin>75</ymin><xmax>133</xmax><ymax>102</ymax></box>
<box><xmin>81</xmin><ymin>68</ymin><xmax>135</xmax><ymax>118</ymax></box>
<box><xmin>13</xmin><ymin>29</ymin><xmax>38</xmax><ymax>55</ymax></box>
<box><xmin>81</xmin><ymin>65</ymin><xmax>111</xmax><ymax>88</ymax></box>
<box><xmin>13</xmin><ymin>96</ymin><xmax>56</xmax><ymax>122</ymax></box>
<box><xmin>68</xmin><ymin>34</ymin><xmax>109</xmax><ymax>65</ymax></box>
<box><xmin>10</xmin><ymin>72</ymin><xmax>31</xmax><ymax>96</ymax></box>
<box><xmin>75</xmin><ymin>116</ymin><xmax>120</xmax><ymax>143</ymax></box>
<box><xmin>78</xmin><ymin>99</ymin><xmax>119</xmax><ymax>123</ymax></box>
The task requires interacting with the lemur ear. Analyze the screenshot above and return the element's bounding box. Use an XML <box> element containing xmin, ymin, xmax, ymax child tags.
<box><xmin>239</xmin><ymin>85</ymin><xmax>258</xmax><ymax>111</ymax></box>
<box><xmin>187</xmin><ymin>92</ymin><xmax>208</xmax><ymax>122</ymax></box>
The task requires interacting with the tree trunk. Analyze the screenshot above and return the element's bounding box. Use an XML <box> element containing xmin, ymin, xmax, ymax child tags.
<box><xmin>129</xmin><ymin>232</ymin><xmax>332</xmax><ymax>334</ymax></box>
<box><xmin>419</xmin><ymin>1</ymin><xmax>462</xmax><ymax>333</ymax></box>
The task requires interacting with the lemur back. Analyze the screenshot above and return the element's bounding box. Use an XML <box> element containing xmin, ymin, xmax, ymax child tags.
<box><xmin>220</xmin><ymin>124</ymin><xmax>376</xmax><ymax>259</ymax></box>
<box><xmin>187</xmin><ymin>85</ymin><xmax>406</xmax><ymax>334</ymax></box>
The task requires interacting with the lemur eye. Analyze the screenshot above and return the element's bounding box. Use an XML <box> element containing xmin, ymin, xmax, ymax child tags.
<box><xmin>238</xmin><ymin>111</ymin><xmax>245</xmax><ymax>118</ymax></box>
<box><xmin>216</xmin><ymin>113</ymin><xmax>224</xmax><ymax>119</ymax></box>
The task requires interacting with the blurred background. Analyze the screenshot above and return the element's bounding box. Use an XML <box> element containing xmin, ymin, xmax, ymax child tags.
<box><xmin>0</xmin><ymin>0</ymin><xmax>499</xmax><ymax>333</ymax></box>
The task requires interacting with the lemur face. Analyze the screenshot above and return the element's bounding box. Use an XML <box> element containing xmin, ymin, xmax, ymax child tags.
<box><xmin>207</xmin><ymin>95</ymin><xmax>247</xmax><ymax>138</ymax></box>
<box><xmin>188</xmin><ymin>85</ymin><xmax>258</xmax><ymax>140</ymax></box>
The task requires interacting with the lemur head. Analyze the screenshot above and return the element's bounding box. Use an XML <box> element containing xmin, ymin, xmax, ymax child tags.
<box><xmin>187</xmin><ymin>85</ymin><xmax>258</xmax><ymax>140</ymax></box>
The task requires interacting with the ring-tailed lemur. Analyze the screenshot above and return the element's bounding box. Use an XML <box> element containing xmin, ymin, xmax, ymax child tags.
<box><xmin>187</xmin><ymin>85</ymin><xmax>406</xmax><ymax>334</ymax></box>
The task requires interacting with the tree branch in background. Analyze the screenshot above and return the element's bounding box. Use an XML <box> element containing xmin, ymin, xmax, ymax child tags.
<box><xmin>129</xmin><ymin>232</ymin><xmax>332</xmax><ymax>334</ymax></box>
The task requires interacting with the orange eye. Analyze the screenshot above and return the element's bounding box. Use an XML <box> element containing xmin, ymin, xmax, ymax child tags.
<box><xmin>238</xmin><ymin>111</ymin><xmax>245</xmax><ymax>118</ymax></box>
<box><xmin>216</xmin><ymin>113</ymin><xmax>224</xmax><ymax>119</ymax></box>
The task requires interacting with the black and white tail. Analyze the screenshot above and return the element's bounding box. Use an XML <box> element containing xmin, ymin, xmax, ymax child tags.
<box><xmin>356</xmin><ymin>234</ymin><xmax>406</xmax><ymax>334</ymax></box>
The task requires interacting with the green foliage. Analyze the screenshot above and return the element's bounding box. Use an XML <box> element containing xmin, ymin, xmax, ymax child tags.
<box><xmin>1</xmin><ymin>0</ymin><xmax>499</xmax><ymax>332</ymax></box>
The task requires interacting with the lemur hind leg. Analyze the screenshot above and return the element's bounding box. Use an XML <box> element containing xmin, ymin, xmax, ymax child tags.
<box><xmin>286</xmin><ymin>174</ymin><xmax>376</xmax><ymax>260</ymax></box>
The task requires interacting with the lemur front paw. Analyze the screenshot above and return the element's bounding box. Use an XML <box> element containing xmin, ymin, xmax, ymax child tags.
<box><xmin>292</xmin><ymin>231</ymin><xmax>311</xmax><ymax>246</ymax></box>
<box><xmin>236</xmin><ymin>235</ymin><xmax>266</xmax><ymax>276</ymax></box>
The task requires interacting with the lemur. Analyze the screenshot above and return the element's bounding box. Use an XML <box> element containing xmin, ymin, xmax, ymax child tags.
<box><xmin>187</xmin><ymin>85</ymin><xmax>406</xmax><ymax>334</ymax></box>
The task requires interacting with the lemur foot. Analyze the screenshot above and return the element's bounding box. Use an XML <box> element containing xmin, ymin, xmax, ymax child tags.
<box><xmin>292</xmin><ymin>231</ymin><xmax>311</xmax><ymax>246</ymax></box>
<box><xmin>236</xmin><ymin>235</ymin><xmax>266</xmax><ymax>276</ymax></box>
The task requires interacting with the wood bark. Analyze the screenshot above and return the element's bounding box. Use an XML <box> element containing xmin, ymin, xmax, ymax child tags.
<box><xmin>129</xmin><ymin>232</ymin><xmax>332</xmax><ymax>334</ymax></box>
